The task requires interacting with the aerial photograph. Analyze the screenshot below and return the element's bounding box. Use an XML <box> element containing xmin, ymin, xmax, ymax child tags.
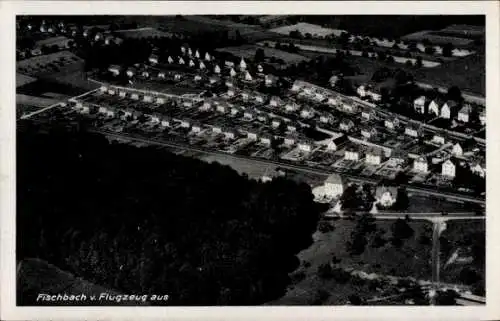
<box><xmin>15</xmin><ymin>15</ymin><xmax>485</xmax><ymax>306</ymax></box>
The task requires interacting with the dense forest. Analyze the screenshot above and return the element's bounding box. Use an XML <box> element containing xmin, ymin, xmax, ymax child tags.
<box><xmin>17</xmin><ymin>124</ymin><xmax>321</xmax><ymax>305</ymax></box>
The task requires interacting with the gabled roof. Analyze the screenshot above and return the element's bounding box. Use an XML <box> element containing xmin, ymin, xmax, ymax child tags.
<box><xmin>459</xmin><ymin>104</ymin><xmax>473</xmax><ymax>114</ymax></box>
<box><xmin>390</xmin><ymin>149</ymin><xmax>406</xmax><ymax>159</ymax></box>
<box><xmin>375</xmin><ymin>185</ymin><xmax>398</xmax><ymax>199</ymax></box>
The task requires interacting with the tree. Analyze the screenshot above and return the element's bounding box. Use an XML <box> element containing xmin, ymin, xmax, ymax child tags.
<box><xmin>435</xmin><ymin>290</ymin><xmax>458</xmax><ymax>305</ymax></box>
<box><xmin>447</xmin><ymin>86</ymin><xmax>462</xmax><ymax>102</ymax></box>
<box><xmin>348</xmin><ymin>294</ymin><xmax>363</xmax><ymax>305</ymax></box>
<box><xmin>339</xmin><ymin>184</ymin><xmax>360</xmax><ymax>210</ymax></box>
<box><xmin>361</xmin><ymin>51</ymin><xmax>369</xmax><ymax>58</ymax></box>
<box><xmin>415</xmin><ymin>56</ymin><xmax>423</xmax><ymax>68</ymax></box>
<box><xmin>391</xmin><ymin>218</ymin><xmax>414</xmax><ymax>246</ymax></box>
<box><xmin>317</xmin><ymin>263</ymin><xmax>334</xmax><ymax>279</ymax></box>
<box><xmin>405</xmin><ymin>60</ymin><xmax>414</xmax><ymax>67</ymax></box>
<box><xmin>386</xmin><ymin>55</ymin><xmax>395</xmax><ymax>63</ymax></box>
<box><xmin>392</xmin><ymin>187</ymin><xmax>409</xmax><ymax>210</ymax></box>
<box><xmin>442</xmin><ymin>42</ymin><xmax>454</xmax><ymax>57</ymax></box>
<box><xmin>254</xmin><ymin>48</ymin><xmax>265</xmax><ymax>62</ymax></box>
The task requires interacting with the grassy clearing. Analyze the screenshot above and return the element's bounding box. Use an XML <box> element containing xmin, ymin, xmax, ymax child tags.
<box><xmin>217</xmin><ymin>45</ymin><xmax>309</xmax><ymax>64</ymax></box>
<box><xmin>272</xmin><ymin>219</ymin><xmax>432</xmax><ymax>304</ymax></box>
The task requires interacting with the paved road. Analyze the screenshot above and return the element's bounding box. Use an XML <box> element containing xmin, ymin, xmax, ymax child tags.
<box><xmin>92</xmin><ymin>129</ymin><xmax>485</xmax><ymax>205</ymax></box>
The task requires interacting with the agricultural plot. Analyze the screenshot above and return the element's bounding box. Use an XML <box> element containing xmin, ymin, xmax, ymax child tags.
<box><xmin>115</xmin><ymin>27</ymin><xmax>174</xmax><ymax>39</ymax></box>
<box><xmin>16</xmin><ymin>73</ymin><xmax>37</xmax><ymax>88</ymax></box>
<box><xmin>216</xmin><ymin>45</ymin><xmax>309</xmax><ymax>64</ymax></box>
<box><xmin>401</xmin><ymin>30</ymin><xmax>474</xmax><ymax>47</ymax></box>
<box><xmin>269</xmin><ymin>22</ymin><xmax>345</xmax><ymax>38</ymax></box>
<box><xmin>17</xmin><ymin>51</ymin><xmax>83</xmax><ymax>77</ymax></box>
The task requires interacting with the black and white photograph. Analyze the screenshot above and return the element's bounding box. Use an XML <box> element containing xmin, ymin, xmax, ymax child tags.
<box><xmin>1</xmin><ymin>1</ymin><xmax>499</xmax><ymax>320</ymax></box>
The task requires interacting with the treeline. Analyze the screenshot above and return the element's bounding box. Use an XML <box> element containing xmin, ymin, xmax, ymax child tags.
<box><xmin>17</xmin><ymin>124</ymin><xmax>321</xmax><ymax>305</ymax></box>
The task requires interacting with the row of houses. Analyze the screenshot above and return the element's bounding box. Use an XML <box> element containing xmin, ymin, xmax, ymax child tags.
<box><xmin>413</xmin><ymin>96</ymin><xmax>485</xmax><ymax>124</ymax></box>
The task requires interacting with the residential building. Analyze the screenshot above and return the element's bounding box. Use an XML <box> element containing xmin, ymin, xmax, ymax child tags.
<box><xmin>361</xmin><ymin>126</ymin><xmax>378</xmax><ymax>140</ymax></box>
<box><xmin>178</xmin><ymin>57</ymin><xmax>185</xmax><ymax>65</ymax></box>
<box><xmin>357</xmin><ymin>85</ymin><xmax>367</xmax><ymax>98</ymax></box>
<box><xmin>284</xmin><ymin>136</ymin><xmax>296</xmax><ymax>146</ymax></box>
<box><xmin>216</xmin><ymin>104</ymin><xmax>227</xmax><ymax>113</ymax></box>
<box><xmin>271</xmin><ymin>119</ymin><xmax>282</xmax><ymax>129</ymax></box>
<box><xmin>189</xmin><ymin>60</ymin><xmax>196</xmax><ymax>67</ymax></box>
<box><xmin>313</xmin><ymin>174</ymin><xmax>344</xmax><ymax>200</ymax></box>
<box><xmin>339</xmin><ymin>119</ymin><xmax>355</xmax><ymax>132</ymax></box>
<box><xmin>298</xmin><ymin>141</ymin><xmax>313</xmax><ymax>153</ymax></box>
<box><xmin>200</xmin><ymin>102</ymin><xmax>212</xmax><ymax>111</ymax></box>
<box><xmin>265</xmin><ymin>74</ymin><xmax>278</xmax><ymax>86</ymax></box>
<box><xmin>212</xmin><ymin>125</ymin><xmax>222</xmax><ymax>134</ymax></box>
<box><xmin>240</xmin><ymin>58</ymin><xmax>247</xmax><ymax>70</ymax></box>
<box><xmin>269</xmin><ymin>96</ymin><xmax>284</xmax><ymax>107</ymax></box>
<box><xmin>126</xmin><ymin>68</ymin><xmax>136</xmax><ymax>78</ymax></box>
<box><xmin>167</xmin><ymin>56</ymin><xmax>174</xmax><ymax>64</ymax></box>
<box><xmin>366</xmin><ymin>148</ymin><xmax>383</xmax><ymax>165</ymax></box>
<box><xmin>344</xmin><ymin>149</ymin><xmax>360</xmax><ymax>161</ymax></box>
<box><xmin>432</xmin><ymin>133</ymin><xmax>446</xmax><ymax>145</ymax></box>
<box><xmin>413</xmin><ymin>157</ymin><xmax>428</xmax><ymax>173</ymax></box>
<box><xmin>260</xmin><ymin>135</ymin><xmax>272</xmax><ymax>146</ymax></box>
<box><xmin>143</xmin><ymin>95</ymin><xmax>153</xmax><ymax>103</ymax></box>
<box><xmin>254</xmin><ymin>94</ymin><xmax>265</xmax><ymax>104</ymax></box>
<box><xmin>243</xmin><ymin>111</ymin><xmax>254</xmax><ymax>120</ymax></box>
<box><xmin>156</xmin><ymin>97</ymin><xmax>166</xmax><ymax>105</ymax></box>
<box><xmin>327</xmin><ymin>96</ymin><xmax>339</xmax><ymax>106</ymax></box>
<box><xmin>457</xmin><ymin>104</ymin><xmax>473</xmax><ymax>122</ymax></box>
<box><xmin>180</xmin><ymin>120</ymin><xmax>191</xmax><ymax>128</ymax></box>
<box><xmin>319</xmin><ymin>113</ymin><xmax>333</xmax><ymax>124</ymax></box>
<box><xmin>441</xmin><ymin>159</ymin><xmax>456</xmax><ymax>178</ymax></box>
<box><xmin>287</xmin><ymin>125</ymin><xmax>297</xmax><ymax>132</ymax></box>
<box><xmin>199</xmin><ymin>61</ymin><xmax>206</xmax><ymax>70</ymax></box>
<box><xmin>451</xmin><ymin>143</ymin><xmax>463</xmax><ymax>157</ymax></box>
<box><xmin>205</xmin><ymin>52</ymin><xmax>211</xmax><ymax>61</ymax></box>
<box><xmin>243</xmin><ymin>71</ymin><xmax>253</xmax><ymax>81</ymax></box>
<box><xmin>149</xmin><ymin>54</ymin><xmax>159</xmax><ymax>64</ymax></box>
<box><xmin>131</xmin><ymin>93</ymin><xmax>140</xmax><ymax>100</ymax></box>
<box><xmin>414</xmin><ymin>96</ymin><xmax>428</xmax><ymax>114</ymax></box>
<box><xmin>108</xmin><ymin>65</ymin><xmax>121</xmax><ymax>76</ymax></box>
<box><xmin>327</xmin><ymin>135</ymin><xmax>348</xmax><ymax>151</ymax></box>
<box><xmin>441</xmin><ymin>100</ymin><xmax>459</xmax><ymax>119</ymax></box>
<box><xmin>470</xmin><ymin>162</ymin><xmax>486</xmax><ymax>178</ymax></box>
<box><xmin>388</xmin><ymin>150</ymin><xmax>406</xmax><ymax>167</ymax></box>
<box><xmin>428</xmin><ymin>99</ymin><xmax>441</xmax><ymax>116</ymax></box>
<box><xmin>300</xmin><ymin>108</ymin><xmax>314</xmax><ymax>119</ymax></box>
<box><xmin>214</xmin><ymin>64</ymin><xmax>221</xmax><ymax>74</ymax></box>
<box><xmin>376</xmin><ymin>186</ymin><xmax>398</xmax><ymax>208</ymax></box>
<box><xmin>247</xmin><ymin>131</ymin><xmax>258</xmax><ymax>141</ymax></box>
<box><xmin>479</xmin><ymin>111</ymin><xmax>486</xmax><ymax>126</ymax></box>
<box><xmin>405</xmin><ymin>123</ymin><xmax>421</xmax><ymax>138</ymax></box>
<box><xmin>194</xmin><ymin>75</ymin><xmax>202</xmax><ymax>82</ymax></box>
<box><xmin>223</xmin><ymin>128</ymin><xmax>236</xmax><ymax>140</ymax></box>
<box><xmin>285</xmin><ymin>102</ymin><xmax>300</xmax><ymax>112</ymax></box>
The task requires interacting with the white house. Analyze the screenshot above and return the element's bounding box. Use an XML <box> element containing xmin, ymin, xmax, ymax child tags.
<box><xmin>180</xmin><ymin>120</ymin><xmax>191</xmax><ymax>128</ymax></box>
<box><xmin>200</xmin><ymin>102</ymin><xmax>212</xmax><ymax>111</ymax></box>
<box><xmin>158</xmin><ymin>72</ymin><xmax>166</xmax><ymax>79</ymax></box>
<box><xmin>287</xmin><ymin>125</ymin><xmax>297</xmax><ymax>132</ymax></box>
<box><xmin>194</xmin><ymin>75</ymin><xmax>202</xmax><ymax>82</ymax></box>
<box><xmin>300</xmin><ymin>108</ymin><xmax>314</xmax><ymax>119</ymax></box>
<box><xmin>216</xmin><ymin>104</ymin><xmax>227</xmax><ymax>113</ymax></box>
<box><xmin>131</xmin><ymin>93</ymin><xmax>140</xmax><ymax>100</ymax></box>
<box><xmin>283</xmin><ymin>136</ymin><xmax>295</xmax><ymax>146</ymax></box>
<box><xmin>244</xmin><ymin>71</ymin><xmax>253</xmax><ymax>81</ymax></box>
<box><xmin>254</xmin><ymin>94</ymin><xmax>265</xmax><ymax>104</ymax></box>
<box><xmin>327</xmin><ymin>97</ymin><xmax>339</xmax><ymax>106</ymax></box>
<box><xmin>432</xmin><ymin>134</ymin><xmax>446</xmax><ymax>145</ymax></box>
<box><xmin>244</xmin><ymin>112</ymin><xmax>254</xmax><ymax>120</ymax></box>
<box><xmin>191</xmin><ymin>124</ymin><xmax>203</xmax><ymax>133</ymax></box>
<box><xmin>458</xmin><ymin>104</ymin><xmax>472</xmax><ymax>123</ymax></box>
<box><xmin>187</xmin><ymin>48</ymin><xmax>193</xmax><ymax>57</ymax></box>
<box><xmin>247</xmin><ymin>132</ymin><xmax>258</xmax><ymax>141</ymax></box>
<box><xmin>205</xmin><ymin>52</ymin><xmax>211</xmax><ymax>61</ymax></box>
<box><xmin>414</xmin><ymin>96</ymin><xmax>428</xmax><ymax>114</ymax></box>
<box><xmin>361</xmin><ymin>127</ymin><xmax>378</xmax><ymax>140</ymax></box>
<box><xmin>167</xmin><ymin>56</ymin><xmax>174</xmax><ymax>64</ymax></box>
<box><xmin>427</xmin><ymin>100</ymin><xmax>441</xmax><ymax>116</ymax></box>
<box><xmin>269</xmin><ymin>96</ymin><xmax>283</xmax><ymax>107</ymax></box>
<box><xmin>357</xmin><ymin>85</ymin><xmax>367</xmax><ymax>98</ymax></box>
<box><xmin>366</xmin><ymin>149</ymin><xmax>383</xmax><ymax>165</ymax></box>
<box><xmin>344</xmin><ymin>149</ymin><xmax>360</xmax><ymax>161</ymax></box>
<box><xmin>199</xmin><ymin>61</ymin><xmax>206</xmax><ymax>70</ymax></box>
<box><xmin>156</xmin><ymin>97</ymin><xmax>166</xmax><ymax>105</ymax></box>
<box><xmin>195</xmin><ymin>50</ymin><xmax>200</xmax><ymax>59</ymax></box>
<box><xmin>119</xmin><ymin>91</ymin><xmax>127</xmax><ymax>98</ymax></box>
<box><xmin>227</xmin><ymin>89</ymin><xmax>235</xmax><ymax>97</ymax></box>
<box><xmin>212</xmin><ymin>126</ymin><xmax>222</xmax><ymax>134</ymax></box>
<box><xmin>376</xmin><ymin>186</ymin><xmax>398</xmax><ymax>208</ymax></box>
<box><xmin>441</xmin><ymin>159</ymin><xmax>456</xmax><ymax>178</ymax></box>
<box><xmin>180</xmin><ymin>46</ymin><xmax>186</xmax><ymax>54</ymax></box>
<box><xmin>285</xmin><ymin>103</ymin><xmax>300</xmax><ymax>112</ymax></box>
<box><xmin>313</xmin><ymin>174</ymin><xmax>344</xmax><ymax>200</ymax></box>
<box><xmin>229</xmin><ymin>68</ymin><xmax>237</xmax><ymax>77</ymax></box>
<box><xmin>189</xmin><ymin>60</ymin><xmax>196</xmax><ymax>67</ymax></box>
<box><xmin>298</xmin><ymin>141</ymin><xmax>313</xmax><ymax>153</ymax></box>
<box><xmin>240</xmin><ymin>58</ymin><xmax>247</xmax><ymax>70</ymax></box>
<box><xmin>149</xmin><ymin>55</ymin><xmax>159</xmax><ymax>64</ymax></box>
<box><xmin>271</xmin><ymin>119</ymin><xmax>281</xmax><ymax>128</ymax></box>
<box><xmin>143</xmin><ymin>95</ymin><xmax>153</xmax><ymax>103</ymax></box>
<box><xmin>260</xmin><ymin>136</ymin><xmax>272</xmax><ymax>146</ymax></box>
<box><xmin>174</xmin><ymin>73</ymin><xmax>182</xmax><ymax>81</ymax></box>
<box><xmin>178</xmin><ymin>57</ymin><xmax>185</xmax><ymax>65</ymax></box>
<box><xmin>470</xmin><ymin>163</ymin><xmax>486</xmax><ymax>178</ymax></box>
<box><xmin>214</xmin><ymin>64</ymin><xmax>221</xmax><ymax>74</ymax></box>
<box><xmin>385</xmin><ymin>119</ymin><xmax>395</xmax><ymax>130</ymax></box>
<box><xmin>451</xmin><ymin>143</ymin><xmax>463</xmax><ymax>157</ymax></box>
<box><xmin>224</xmin><ymin>129</ymin><xmax>236</xmax><ymax>140</ymax></box>
<box><xmin>405</xmin><ymin>124</ymin><xmax>420</xmax><ymax>138</ymax></box>
<box><xmin>339</xmin><ymin>119</ymin><xmax>354</xmax><ymax>132</ymax></box>
<box><xmin>479</xmin><ymin>111</ymin><xmax>486</xmax><ymax>126</ymax></box>
<box><xmin>413</xmin><ymin>157</ymin><xmax>428</xmax><ymax>173</ymax></box>
<box><xmin>108</xmin><ymin>65</ymin><xmax>121</xmax><ymax>76</ymax></box>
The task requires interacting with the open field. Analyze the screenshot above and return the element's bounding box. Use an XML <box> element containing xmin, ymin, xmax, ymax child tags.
<box><xmin>402</xmin><ymin>31</ymin><xmax>474</xmax><ymax>47</ymax></box>
<box><xmin>217</xmin><ymin>44</ymin><xmax>309</xmax><ymax>64</ymax></box>
<box><xmin>34</xmin><ymin>36</ymin><xmax>70</xmax><ymax>49</ymax></box>
<box><xmin>270</xmin><ymin>22</ymin><xmax>345</xmax><ymax>38</ymax></box>
<box><xmin>342</xmin><ymin>54</ymin><xmax>485</xmax><ymax>96</ymax></box>
<box><xmin>16</xmin><ymin>51</ymin><xmax>83</xmax><ymax>77</ymax></box>
<box><xmin>16</xmin><ymin>73</ymin><xmax>37</xmax><ymax>88</ymax></box>
<box><xmin>272</xmin><ymin>219</ymin><xmax>432</xmax><ymax>305</ymax></box>
<box><xmin>259</xmin><ymin>41</ymin><xmax>441</xmax><ymax>68</ymax></box>
<box><xmin>115</xmin><ymin>27</ymin><xmax>174</xmax><ymax>39</ymax></box>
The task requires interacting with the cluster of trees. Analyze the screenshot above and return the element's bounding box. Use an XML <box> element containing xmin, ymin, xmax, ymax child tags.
<box><xmin>17</xmin><ymin>125</ymin><xmax>321</xmax><ymax>305</ymax></box>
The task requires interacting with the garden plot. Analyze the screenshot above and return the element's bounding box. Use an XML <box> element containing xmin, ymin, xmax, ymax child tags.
<box><xmin>269</xmin><ymin>23</ymin><xmax>345</xmax><ymax>38</ymax></box>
